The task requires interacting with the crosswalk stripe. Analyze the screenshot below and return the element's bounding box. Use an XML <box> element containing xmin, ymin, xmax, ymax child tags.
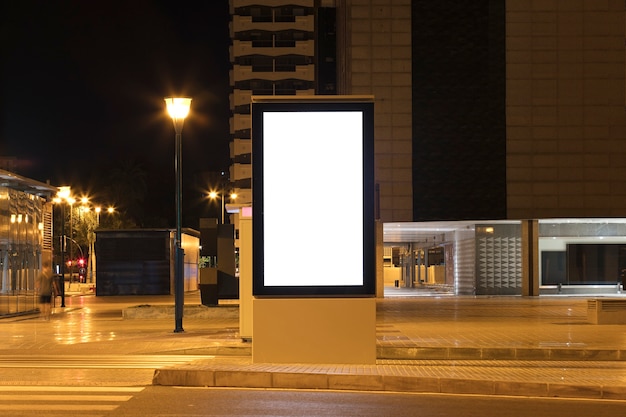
<box><xmin>0</xmin><ymin>386</ymin><xmax>143</xmax><ymax>392</ymax></box>
<box><xmin>1</xmin><ymin>404</ymin><xmax>118</xmax><ymax>411</ymax></box>
<box><xmin>0</xmin><ymin>394</ymin><xmax>133</xmax><ymax>401</ymax></box>
<box><xmin>0</xmin><ymin>354</ymin><xmax>211</xmax><ymax>369</ymax></box>
<box><xmin>0</xmin><ymin>385</ymin><xmax>145</xmax><ymax>414</ymax></box>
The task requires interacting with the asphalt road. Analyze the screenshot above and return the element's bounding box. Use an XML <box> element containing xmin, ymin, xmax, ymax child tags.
<box><xmin>2</xmin><ymin>386</ymin><xmax>624</xmax><ymax>417</ymax></box>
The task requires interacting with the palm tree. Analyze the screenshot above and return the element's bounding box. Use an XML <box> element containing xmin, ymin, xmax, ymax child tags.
<box><xmin>103</xmin><ymin>159</ymin><xmax>147</xmax><ymax>228</ymax></box>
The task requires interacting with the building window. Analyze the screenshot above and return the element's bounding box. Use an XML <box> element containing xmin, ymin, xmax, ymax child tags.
<box><xmin>235</xmin><ymin>6</ymin><xmax>272</xmax><ymax>22</ymax></box>
<box><xmin>275</xmin><ymin>30</ymin><xmax>311</xmax><ymax>47</ymax></box>
<box><xmin>236</xmin><ymin>30</ymin><xmax>273</xmax><ymax>48</ymax></box>
<box><xmin>274</xmin><ymin>6</ymin><xmax>312</xmax><ymax>22</ymax></box>
<box><xmin>275</xmin><ymin>55</ymin><xmax>311</xmax><ymax>72</ymax></box>
<box><xmin>274</xmin><ymin>79</ymin><xmax>313</xmax><ymax>95</ymax></box>
<box><xmin>234</xmin><ymin>128</ymin><xmax>251</xmax><ymax>139</ymax></box>
<box><xmin>234</xmin><ymin>104</ymin><xmax>251</xmax><ymax>115</ymax></box>
<box><xmin>237</xmin><ymin>55</ymin><xmax>274</xmax><ymax>72</ymax></box>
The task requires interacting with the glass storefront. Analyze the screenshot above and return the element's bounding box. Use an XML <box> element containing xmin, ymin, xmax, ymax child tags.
<box><xmin>538</xmin><ymin>219</ymin><xmax>626</xmax><ymax>295</ymax></box>
<box><xmin>383</xmin><ymin>219</ymin><xmax>626</xmax><ymax>297</ymax></box>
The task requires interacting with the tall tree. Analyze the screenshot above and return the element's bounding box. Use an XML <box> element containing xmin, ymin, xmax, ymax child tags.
<box><xmin>104</xmin><ymin>159</ymin><xmax>147</xmax><ymax>228</ymax></box>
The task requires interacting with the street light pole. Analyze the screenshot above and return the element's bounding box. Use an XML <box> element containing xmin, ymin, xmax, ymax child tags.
<box><xmin>56</xmin><ymin>186</ymin><xmax>71</xmax><ymax>308</ymax></box>
<box><xmin>208</xmin><ymin>191</ymin><xmax>224</xmax><ymax>224</ymax></box>
<box><xmin>220</xmin><ymin>192</ymin><xmax>225</xmax><ymax>224</ymax></box>
<box><xmin>60</xmin><ymin>204</ymin><xmax>66</xmax><ymax>307</ymax></box>
<box><xmin>165</xmin><ymin>97</ymin><xmax>192</xmax><ymax>334</ymax></box>
<box><xmin>68</xmin><ymin>197</ymin><xmax>74</xmax><ymax>282</ymax></box>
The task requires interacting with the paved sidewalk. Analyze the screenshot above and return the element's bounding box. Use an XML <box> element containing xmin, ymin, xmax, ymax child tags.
<box><xmin>2</xmin><ymin>291</ymin><xmax>626</xmax><ymax>400</ymax></box>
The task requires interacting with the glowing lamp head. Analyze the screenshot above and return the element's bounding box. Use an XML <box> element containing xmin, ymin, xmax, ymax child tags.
<box><xmin>165</xmin><ymin>97</ymin><xmax>192</xmax><ymax>120</ymax></box>
<box><xmin>57</xmin><ymin>186</ymin><xmax>71</xmax><ymax>200</ymax></box>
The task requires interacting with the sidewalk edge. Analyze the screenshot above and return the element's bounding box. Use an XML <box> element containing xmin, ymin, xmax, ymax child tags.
<box><xmin>152</xmin><ymin>368</ymin><xmax>626</xmax><ymax>400</ymax></box>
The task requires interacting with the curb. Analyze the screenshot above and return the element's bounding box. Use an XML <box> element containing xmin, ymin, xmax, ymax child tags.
<box><xmin>122</xmin><ymin>305</ymin><xmax>238</xmax><ymax>319</ymax></box>
<box><xmin>152</xmin><ymin>366</ymin><xmax>626</xmax><ymax>400</ymax></box>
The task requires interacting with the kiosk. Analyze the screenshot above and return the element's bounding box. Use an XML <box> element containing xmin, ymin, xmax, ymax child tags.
<box><xmin>251</xmin><ymin>96</ymin><xmax>376</xmax><ymax>364</ymax></box>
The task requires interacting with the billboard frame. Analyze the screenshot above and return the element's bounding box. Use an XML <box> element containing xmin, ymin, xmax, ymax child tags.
<box><xmin>251</xmin><ymin>96</ymin><xmax>375</xmax><ymax>297</ymax></box>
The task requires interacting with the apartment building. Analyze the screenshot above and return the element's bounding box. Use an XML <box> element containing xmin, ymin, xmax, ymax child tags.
<box><xmin>229</xmin><ymin>1</ymin><xmax>626</xmax><ymax>296</ymax></box>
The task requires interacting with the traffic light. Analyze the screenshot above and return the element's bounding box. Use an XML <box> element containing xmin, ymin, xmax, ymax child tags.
<box><xmin>75</xmin><ymin>258</ymin><xmax>86</xmax><ymax>282</ymax></box>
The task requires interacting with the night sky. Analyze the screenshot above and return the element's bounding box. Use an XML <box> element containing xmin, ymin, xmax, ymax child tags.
<box><xmin>1</xmin><ymin>0</ymin><xmax>231</xmax><ymax>227</ymax></box>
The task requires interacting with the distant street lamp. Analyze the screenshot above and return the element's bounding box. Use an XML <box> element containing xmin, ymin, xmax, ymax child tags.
<box><xmin>208</xmin><ymin>191</ymin><xmax>238</xmax><ymax>224</ymax></box>
<box><xmin>95</xmin><ymin>206</ymin><xmax>115</xmax><ymax>225</ymax></box>
<box><xmin>165</xmin><ymin>96</ymin><xmax>192</xmax><ymax>333</ymax></box>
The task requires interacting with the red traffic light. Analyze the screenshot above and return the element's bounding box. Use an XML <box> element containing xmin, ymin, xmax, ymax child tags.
<box><xmin>78</xmin><ymin>258</ymin><xmax>85</xmax><ymax>266</ymax></box>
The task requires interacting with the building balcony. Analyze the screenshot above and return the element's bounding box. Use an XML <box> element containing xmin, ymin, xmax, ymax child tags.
<box><xmin>230</xmin><ymin>65</ymin><xmax>314</xmax><ymax>84</ymax></box>
<box><xmin>230</xmin><ymin>0</ymin><xmax>314</xmax><ymax>13</ymax></box>
<box><xmin>230</xmin><ymin>163</ymin><xmax>252</xmax><ymax>182</ymax></box>
<box><xmin>230</xmin><ymin>139</ymin><xmax>252</xmax><ymax>159</ymax></box>
<box><xmin>230</xmin><ymin>114</ymin><xmax>251</xmax><ymax>134</ymax></box>
<box><xmin>230</xmin><ymin>90</ymin><xmax>253</xmax><ymax>108</ymax></box>
<box><xmin>231</xmin><ymin>40</ymin><xmax>314</xmax><ymax>59</ymax></box>
<box><xmin>231</xmin><ymin>15</ymin><xmax>314</xmax><ymax>35</ymax></box>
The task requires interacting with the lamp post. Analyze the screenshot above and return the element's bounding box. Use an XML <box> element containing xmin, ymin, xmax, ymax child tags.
<box><xmin>67</xmin><ymin>197</ymin><xmax>75</xmax><ymax>282</ymax></box>
<box><xmin>165</xmin><ymin>96</ymin><xmax>192</xmax><ymax>333</ymax></box>
<box><xmin>55</xmin><ymin>186</ymin><xmax>71</xmax><ymax>308</ymax></box>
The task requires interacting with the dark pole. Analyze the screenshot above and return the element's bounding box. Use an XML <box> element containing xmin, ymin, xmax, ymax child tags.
<box><xmin>174</xmin><ymin>126</ymin><xmax>184</xmax><ymax>333</ymax></box>
<box><xmin>60</xmin><ymin>204</ymin><xmax>66</xmax><ymax>307</ymax></box>
<box><xmin>69</xmin><ymin>203</ymin><xmax>73</xmax><ymax>282</ymax></box>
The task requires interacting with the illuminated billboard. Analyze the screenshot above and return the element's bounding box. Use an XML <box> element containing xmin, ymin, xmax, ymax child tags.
<box><xmin>252</xmin><ymin>97</ymin><xmax>375</xmax><ymax>297</ymax></box>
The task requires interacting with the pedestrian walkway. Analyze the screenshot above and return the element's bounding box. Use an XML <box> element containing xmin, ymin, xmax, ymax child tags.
<box><xmin>2</xmin><ymin>291</ymin><xmax>626</xmax><ymax>400</ymax></box>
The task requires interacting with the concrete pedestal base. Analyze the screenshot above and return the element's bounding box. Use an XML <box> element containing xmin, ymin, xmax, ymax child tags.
<box><xmin>252</xmin><ymin>297</ymin><xmax>376</xmax><ymax>364</ymax></box>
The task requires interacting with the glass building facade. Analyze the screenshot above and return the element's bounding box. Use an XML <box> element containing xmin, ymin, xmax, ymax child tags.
<box><xmin>0</xmin><ymin>170</ymin><xmax>55</xmax><ymax>316</ymax></box>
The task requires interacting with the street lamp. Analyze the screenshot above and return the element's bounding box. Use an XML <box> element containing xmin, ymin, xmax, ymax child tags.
<box><xmin>165</xmin><ymin>96</ymin><xmax>192</xmax><ymax>333</ymax></box>
<box><xmin>208</xmin><ymin>191</ymin><xmax>237</xmax><ymax>224</ymax></box>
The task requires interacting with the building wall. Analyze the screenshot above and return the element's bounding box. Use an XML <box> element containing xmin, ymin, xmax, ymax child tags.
<box><xmin>347</xmin><ymin>0</ymin><xmax>413</xmax><ymax>222</ymax></box>
<box><xmin>506</xmin><ymin>0</ymin><xmax>626</xmax><ymax>218</ymax></box>
<box><xmin>411</xmin><ymin>1</ymin><xmax>507</xmax><ymax>221</ymax></box>
<box><xmin>230</xmin><ymin>0</ymin><xmax>413</xmax><ymax>223</ymax></box>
